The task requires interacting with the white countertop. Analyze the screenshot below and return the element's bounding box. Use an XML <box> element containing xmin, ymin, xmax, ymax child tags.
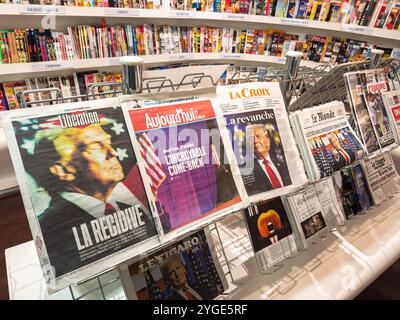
<box><xmin>6</xmin><ymin>193</ymin><xmax>400</xmax><ymax>300</ymax></box>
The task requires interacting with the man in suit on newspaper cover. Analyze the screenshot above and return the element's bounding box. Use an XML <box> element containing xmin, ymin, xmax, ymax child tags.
<box><xmin>328</xmin><ymin>133</ymin><xmax>357</xmax><ymax>172</ymax></box>
<box><xmin>243</xmin><ymin>124</ymin><xmax>292</xmax><ymax>195</ymax></box>
<box><xmin>27</xmin><ymin>118</ymin><xmax>156</xmax><ymax>278</ymax></box>
<box><xmin>160</xmin><ymin>255</ymin><xmax>211</xmax><ymax>300</ymax></box>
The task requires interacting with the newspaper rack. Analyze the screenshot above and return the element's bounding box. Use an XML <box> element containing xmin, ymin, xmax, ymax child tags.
<box><xmin>11</xmin><ymin>51</ymin><xmax>400</xmax><ymax>299</ymax></box>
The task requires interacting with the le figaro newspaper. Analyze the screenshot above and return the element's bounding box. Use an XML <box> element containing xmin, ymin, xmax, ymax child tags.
<box><xmin>123</xmin><ymin>97</ymin><xmax>243</xmax><ymax>242</ymax></box>
<box><xmin>214</xmin><ymin>81</ymin><xmax>307</xmax><ymax>203</ymax></box>
<box><xmin>119</xmin><ymin>229</ymin><xmax>227</xmax><ymax>300</ymax></box>
<box><xmin>1</xmin><ymin>98</ymin><xmax>161</xmax><ymax>292</ymax></box>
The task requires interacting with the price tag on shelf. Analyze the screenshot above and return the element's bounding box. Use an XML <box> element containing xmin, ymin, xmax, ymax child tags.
<box><xmin>168</xmin><ymin>54</ymin><xmax>194</xmax><ymax>61</ymax></box>
<box><xmin>280</xmin><ymin>18</ymin><xmax>309</xmax><ymax>26</ymax></box>
<box><xmin>169</xmin><ymin>10</ymin><xmax>195</xmax><ymax>18</ymax></box>
<box><xmin>108</xmin><ymin>58</ymin><xmax>121</xmax><ymax>66</ymax></box>
<box><xmin>219</xmin><ymin>53</ymin><xmax>244</xmax><ymax>60</ymax></box>
<box><xmin>18</xmin><ymin>5</ymin><xmax>66</xmax><ymax>15</ymax></box>
<box><xmin>104</xmin><ymin>8</ymin><xmax>141</xmax><ymax>16</ymax></box>
<box><xmin>341</xmin><ymin>24</ymin><xmax>374</xmax><ymax>35</ymax></box>
<box><xmin>225</xmin><ymin>14</ymin><xmax>246</xmax><ymax>20</ymax></box>
<box><xmin>30</xmin><ymin>61</ymin><xmax>73</xmax><ymax>72</ymax></box>
<box><xmin>391</xmin><ymin>48</ymin><xmax>400</xmax><ymax>59</ymax></box>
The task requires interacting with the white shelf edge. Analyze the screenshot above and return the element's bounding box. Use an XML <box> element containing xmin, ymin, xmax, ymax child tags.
<box><xmin>0</xmin><ymin>4</ymin><xmax>399</xmax><ymax>42</ymax></box>
<box><xmin>0</xmin><ymin>54</ymin><xmax>321</xmax><ymax>79</ymax></box>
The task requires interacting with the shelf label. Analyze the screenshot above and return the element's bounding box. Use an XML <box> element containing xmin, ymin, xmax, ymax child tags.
<box><xmin>108</xmin><ymin>58</ymin><xmax>121</xmax><ymax>66</ymax></box>
<box><xmin>280</xmin><ymin>18</ymin><xmax>309</xmax><ymax>26</ymax></box>
<box><xmin>225</xmin><ymin>14</ymin><xmax>246</xmax><ymax>20</ymax></box>
<box><xmin>104</xmin><ymin>8</ymin><xmax>140</xmax><ymax>16</ymax></box>
<box><xmin>219</xmin><ymin>53</ymin><xmax>243</xmax><ymax>60</ymax></box>
<box><xmin>30</xmin><ymin>61</ymin><xmax>72</xmax><ymax>71</ymax></box>
<box><xmin>18</xmin><ymin>5</ymin><xmax>66</xmax><ymax>15</ymax></box>
<box><xmin>391</xmin><ymin>48</ymin><xmax>400</xmax><ymax>59</ymax></box>
<box><xmin>168</xmin><ymin>54</ymin><xmax>194</xmax><ymax>61</ymax></box>
<box><xmin>341</xmin><ymin>24</ymin><xmax>373</xmax><ymax>35</ymax></box>
<box><xmin>169</xmin><ymin>10</ymin><xmax>194</xmax><ymax>18</ymax></box>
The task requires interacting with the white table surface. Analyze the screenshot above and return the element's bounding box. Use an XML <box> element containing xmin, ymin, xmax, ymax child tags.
<box><xmin>6</xmin><ymin>193</ymin><xmax>400</xmax><ymax>300</ymax></box>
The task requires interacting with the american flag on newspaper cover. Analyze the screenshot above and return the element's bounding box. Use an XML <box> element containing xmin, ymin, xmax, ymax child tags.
<box><xmin>138</xmin><ymin>133</ymin><xmax>166</xmax><ymax>195</ymax></box>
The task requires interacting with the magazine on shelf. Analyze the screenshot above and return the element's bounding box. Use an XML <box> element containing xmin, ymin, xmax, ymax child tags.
<box><xmin>362</xmin><ymin>153</ymin><xmax>400</xmax><ymax>205</ymax></box>
<box><xmin>333</xmin><ymin>166</ymin><xmax>363</xmax><ymax>219</ymax></box>
<box><xmin>382</xmin><ymin>90</ymin><xmax>400</xmax><ymax>144</ymax></box>
<box><xmin>244</xmin><ymin>197</ymin><xmax>297</xmax><ymax>272</ymax></box>
<box><xmin>283</xmin><ymin>185</ymin><xmax>329</xmax><ymax>250</ymax></box>
<box><xmin>290</xmin><ymin>101</ymin><xmax>365</xmax><ymax>182</ymax></box>
<box><xmin>314</xmin><ymin>177</ymin><xmax>346</xmax><ymax>230</ymax></box>
<box><xmin>123</xmin><ymin>97</ymin><xmax>243</xmax><ymax>241</ymax></box>
<box><xmin>0</xmin><ymin>98</ymin><xmax>161</xmax><ymax>292</ymax></box>
<box><xmin>351</xmin><ymin>163</ymin><xmax>373</xmax><ymax>212</ymax></box>
<box><xmin>344</xmin><ymin>68</ymin><xmax>398</xmax><ymax>154</ymax></box>
<box><xmin>119</xmin><ymin>229</ymin><xmax>227</xmax><ymax>300</ymax></box>
<box><xmin>215</xmin><ymin>82</ymin><xmax>307</xmax><ymax>203</ymax></box>
<box><xmin>0</xmin><ymin>85</ymin><xmax>8</xmax><ymax>111</ymax></box>
<box><xmin>2</xmin><ymin>81</ymin><xmax>27</xmax><ymax>110</ymax></box>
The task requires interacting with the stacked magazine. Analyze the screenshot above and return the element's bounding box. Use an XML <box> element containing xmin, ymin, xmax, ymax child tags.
<box><xmin>333</xmin><ymin>163</ymin><xmax>373</xmax><ymax>218</ymax></box>
<box><xmin>314</xmin><ymin>177</ymin><xmax>346</xmax><ymax>230</ymax></box>
<box><xmin>119</xmin><ymin>229</ymin><xmax>227</xmax><ymax>300</ymax></box>
<box><xmin>0</xmin><ymin>98</ymin><xmax>161</xmax><ymax>292</ymax></box>
<box><xmin>290</xmin><ymin>101</ymin><xmax>365</xmax><ymax>182</ymax></box>
<box><xmin>124</xmin><ymin>97</ymin><xmax>243</xmax><ymax>241</ymax></box>
<box><xmin>344</xmin><ymin>68</ymin><xmax>399</xmax><ymax>154</ymax></box>
<box><xmin>215</xmin><ymin>81</ymin><xmax>308</xmax><ymax>203</ymax></box>
<box><xmin>282</xmin><ymin>176</ymin><xmax>345</xmax><ymax>250</ymax></box>
<box><xmin>243</xmin><ymin>197</ymin><xmax>297</xmax><ymax>272</ymax></box>
<box><xmin>282</xmin><ymin>185</ymin><xmax>329</xmax><ymax>250</ymax></box>
<box><xmin>362</xmin><ymin>153</ymin><xmax>400</xmax><ymax>205</ymax></box>
<box><xmin>382</xmin><ymin>90</ymin><xmax>400</xmax><ymax>144</ymax></box>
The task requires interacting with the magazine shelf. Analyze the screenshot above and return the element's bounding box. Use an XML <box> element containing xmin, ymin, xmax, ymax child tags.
<box><xmin>0</xmin><ymin>4</ymin><xmax>398</xmax><ymax>48</ymax></box>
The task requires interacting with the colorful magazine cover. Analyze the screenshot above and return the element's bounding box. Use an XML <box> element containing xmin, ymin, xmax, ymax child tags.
<box><xmin>119</xmin><ymin>229</ymin><xmax>227</xmax><ymax>300</ymax></box>
<box><xmin>215</xmin><ymin>82</ymin><xmax>307</xmax><ymax>202</ymax></box>
<box><xmin>0</xmin><ymin>84</ymin><xmax>8</xmax><ymax>111</ymax></box>
<box><xmin>333</xmin><ymin>167</ymin><xmax>361</xmax><ymax>219</ymax></box>
<box><xmin>0</xmin><ymin>98</ymin><xmax>160</xmax><ymax>292</ymax></box>
<box><xmin>351</xmin><ymin>163</ymin><xmax>373</xmax><ymax>212</ymax></box>
<box><xmin>244</xmin><ymin>197</ymin><xmax>297</xmax><ymax>272</ymax></box>
<box><xmin>344</xmin><ymin>69</ymin><xmax>397</xmax><ymax>154</ymax></box>
<box><xmin>125</xmin><ymin>98</ymin><xmax>242</xmax><ymax>238</ymax></box>
<box><xmin>382</xmin><ymin>90</ymin><xmax>400</xmax><ymax>143</ymax></box>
